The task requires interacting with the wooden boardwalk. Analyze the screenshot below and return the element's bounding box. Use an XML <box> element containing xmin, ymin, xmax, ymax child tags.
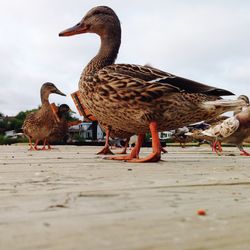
<box><xmin>0</xmin><ymin>145</ymin><xmax>250</xmax><ymax>250</ymax></box>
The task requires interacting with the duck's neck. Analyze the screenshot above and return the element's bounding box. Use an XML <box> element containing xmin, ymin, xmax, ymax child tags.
<box><xmin>83</xmin><ymin>31</ymin><xmax>121</xmax><ymax>75</ymax></box>
<box><xmin>41</xmin><ymin>91</ymin><xmax>50</xmax><ymax>106</ymax></box>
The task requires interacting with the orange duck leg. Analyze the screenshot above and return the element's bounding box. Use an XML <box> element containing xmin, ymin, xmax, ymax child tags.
<box><xmin>97</xmin><ymin>128</ymin><xmax>114</xmax><ymax>155</ymax></box>
<box><xmin>27</xmin><ymin>137</ymin><xmax>39</xmax><ymax>151</ymax></box>
<box><xmin>108</xmin><ymin>121</ymin><xmax>162</xmax><ymax>163</ymax></box>
<box><xmin>28</xmin><ymin>137</ymin><xmax>35</xmax><ymax>150</ymax></box>
<box><xmin>128</xmin><ymin>121</ymin><xmax>161</xmax><ymax>163</ymax></box>
<box><xmin>108</xmin><ymin>134</ymin><xmax>145</xmax><ymax>161</ymax></box>
<box><xmin>37</xmin><ymin>138</ymin><xmax>53</xmax><ymax>150</ymax></box>
<box><xmin>33</xmin><ymin>139</ymin><xmax>40</xmax><ymax>150</ymax></box>
<box><xmin>212</xmin><ymin>141</ymin><xmax>222</xmax><ymax>155</ymax></box>
<box><xmin>240</xmin><ymin>150</ymin><xmax>250</xmax><ymax>156</ymax></box>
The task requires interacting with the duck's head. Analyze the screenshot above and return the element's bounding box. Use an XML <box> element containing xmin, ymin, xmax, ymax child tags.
<box><xmin>41</xmin><ymin>82</ymin><xmax>66</xmax><ymax>98</ymax></box>
<box><xmin>59</xmin><ymin>6</ymin><xmax>121</xmax><ymax>37</ymax></box>
<box><xmin>233</xmin><ymin>95</ymin><xmax>250</xmax><ymax>115</ymax></box>
<box><xmin>58</xmin><ymin>104</ymin><xmax>70</xmax><ymax>113</ymax></box>
<box><xmin>237</xmin><ymin>95</ymin><xmax>250</xmax><ymax>106</ymax></box>
<box><xmin>57</xmin><ymin>104</ymin><xmax>71</xmax><ymax>118</ymax></box>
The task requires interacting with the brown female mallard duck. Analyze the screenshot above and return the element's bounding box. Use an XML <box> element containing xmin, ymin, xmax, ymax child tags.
<box><xmin>22</xmin><ymin>82</ymin><xmax>66</xmax><ymax>150</ymax></box>
<box><xmin>59</xmin><ymin>6</ymin><xmax>245</xmax><ymax>162</ymax></box>
<box><xmin>46</xmin><ymin>104</ymin><xmax>70</xmax><ymax>145</ymax></box>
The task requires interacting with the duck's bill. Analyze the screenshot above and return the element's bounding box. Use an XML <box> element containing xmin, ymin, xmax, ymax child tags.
<box><xmin>69</xmin><ymin>109</ymin><xmax>76</xmax><ymax>114</ymax></box>
<box><xmin>55</xmin><ymin>89</ymin><xmax>66</xmax><ymax>96</ymax></box>
<box><xmin>59</xmin><ymin>23</ymin><xmax>88</xmax><ymax>37</ymax></box>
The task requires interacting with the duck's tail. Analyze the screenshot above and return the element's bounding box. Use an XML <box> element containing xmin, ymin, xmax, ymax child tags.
<box><xmin>203</xmin><ymin>99</ymin><xmax>247</xmax><ymax>113</ymax></box>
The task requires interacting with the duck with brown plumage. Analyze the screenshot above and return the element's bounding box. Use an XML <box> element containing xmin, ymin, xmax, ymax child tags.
<box><xmin>45</xmin><ymin>104</ymin><xmax>71</xmax><ymax>147</ymax></box>
<box><xmin>22</xmin><ymin>83</ymin><xmax>66</xmax><ymax>150</ymax></box>
<box><xmin>59</xmin><ymin>6</ymin><xmax>245</xmax><ymax>162</ymax></box>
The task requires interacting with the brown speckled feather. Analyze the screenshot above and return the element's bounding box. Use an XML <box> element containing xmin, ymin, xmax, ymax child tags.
<box><xmin>22</xmin><ymin>103</ymin><xmax>57</xmax><ymax>141</ymax></box>
<box><xmin>79</xmin><ymin>66</ymin><xmax>232</xmax><ymax>134</ymax></box>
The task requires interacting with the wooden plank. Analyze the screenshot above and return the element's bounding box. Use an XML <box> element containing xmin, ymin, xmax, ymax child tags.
<box><xmin>0</xmin><ymin>145</ymin><xmax>250</xmax><ymax>250</ymax></box>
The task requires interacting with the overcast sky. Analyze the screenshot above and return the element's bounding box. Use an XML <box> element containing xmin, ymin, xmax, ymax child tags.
<box><xmin>1</xmin><ymin>0</ymin><xmax>250</xmax><ymax>116</ymax></box>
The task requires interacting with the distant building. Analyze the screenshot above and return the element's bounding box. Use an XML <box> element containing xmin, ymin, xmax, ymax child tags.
<box><xmin>3</xmin><ymin>116</ymin><xmax>15</xmax><ymax>123</ymax></box>
<box><xmin>5</xmin><ymin>130</ymin><xmax>24</xmax><ymax>139</ymax></box>
<box><xmin>68</xmin><ymin>122</ymin><xmax>104</xmax><ymax>141</ymax></box>
<box><xmin>159</xmin><ymin>131</ymin><xmax>174</xmax><ymax>140</ymax></box>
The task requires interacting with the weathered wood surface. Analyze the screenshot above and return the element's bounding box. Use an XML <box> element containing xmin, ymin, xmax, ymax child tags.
<box><xmin>0</xmin><ymin>145</ymin><xmax>250</xmax><ymax>250</ymax></box>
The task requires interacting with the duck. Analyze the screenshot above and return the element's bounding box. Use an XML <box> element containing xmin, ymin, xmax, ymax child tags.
<box><xmin>186</xmin><ymin>95</ymin><xmax>250</xmax><ymax>154</ymax></box>
<box><xmin>59</xmin><ymin>6</ymin><xmax>245</xmax><ymax>162</ymax></box>
<box><xmin>172</xmin><ymin>126</ymin><xmax>194</xmax><ymax>148</ymax></box>
<box><xmin>22</xmin><ymin>82</ymin><xmax>66</xmax><ymax>150</ymax></box>
<box><xmin>200</xmin><ymin>105</ymin><xmax>250</xmax><ymax>156</ymax></box>
<box><xmin>46</xmin><ymin>104</ymin><xmax>70</xmax><ymax>146</ymax></box>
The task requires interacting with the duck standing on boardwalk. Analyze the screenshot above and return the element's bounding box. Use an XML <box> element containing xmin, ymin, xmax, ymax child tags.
<box><xmin>59</xmin><ymin>6</ymin><xmax>245</xmax><ymax>162</ymax></box>
<box><xmin>186</xmin><ymin>95</ymin><xmax>249</xmax><ymax>154</ymax></box>
<box><xmin>22</xmin><ymin>83</ymin><xmax>66</xmax><ymax>150</ymax></box>
<box><xmin>46</xmin><ymin>104</ymin><xmax>71</xmax><ymax>146</ymax></box>
<box><xmin>200</xmin><ymin>104</ymin><xmax>250</xmax><ymax>156</ymax></box>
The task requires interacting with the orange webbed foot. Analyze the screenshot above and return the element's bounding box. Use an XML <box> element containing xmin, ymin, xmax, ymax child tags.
<box><xmin>240</xmin><ymin>150</ymin><xmax>250</xmax><ymax>156</ymax></box>
<box><xmin>97</xmin><ymin>146</ymin><xmax>114</xmax><ymax>155</ymax></box>
<box><xmin>106</xmin><ymin>122</ymin><xmax>162</xmax><ymax>163</ymax></box>
<box><xmin>127</xmin><ymin>151</ymin><xmax>161</xmax><ymax>163</ymax></box>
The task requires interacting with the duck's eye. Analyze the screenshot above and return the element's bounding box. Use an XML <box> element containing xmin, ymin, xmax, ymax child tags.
<box><xmin>76</xmin><ymin>22</ymin><xmax>81</xmax><ymax>26</ymax></box>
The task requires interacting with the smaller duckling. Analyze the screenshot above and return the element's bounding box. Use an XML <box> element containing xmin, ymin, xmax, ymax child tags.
<box><xmin>45</xmin><ymin>104</ymin><xmax>70</xmax><ymax>147</ymax></box>
<box><xmin>22</xmin><ymin>82</ymin><xmax>66</xmax><ymax>150</ymax></box>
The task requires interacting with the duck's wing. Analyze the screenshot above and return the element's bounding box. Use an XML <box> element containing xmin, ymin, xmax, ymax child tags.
<box><xmin>103</xmin><ymin>64</ymin><xmax>234</xmax><ymax>96</ymax></box>
<box><xmin>96</xmin><ymin>70</ymin><xmax>181</xmax><ymax>107</ymax></box>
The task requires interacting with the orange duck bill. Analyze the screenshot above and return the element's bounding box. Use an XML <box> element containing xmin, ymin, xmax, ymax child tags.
<box><xmin>59</xmin><ymin>21</ymin><xmax>90</xmax><ymax>37</ymax></box>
